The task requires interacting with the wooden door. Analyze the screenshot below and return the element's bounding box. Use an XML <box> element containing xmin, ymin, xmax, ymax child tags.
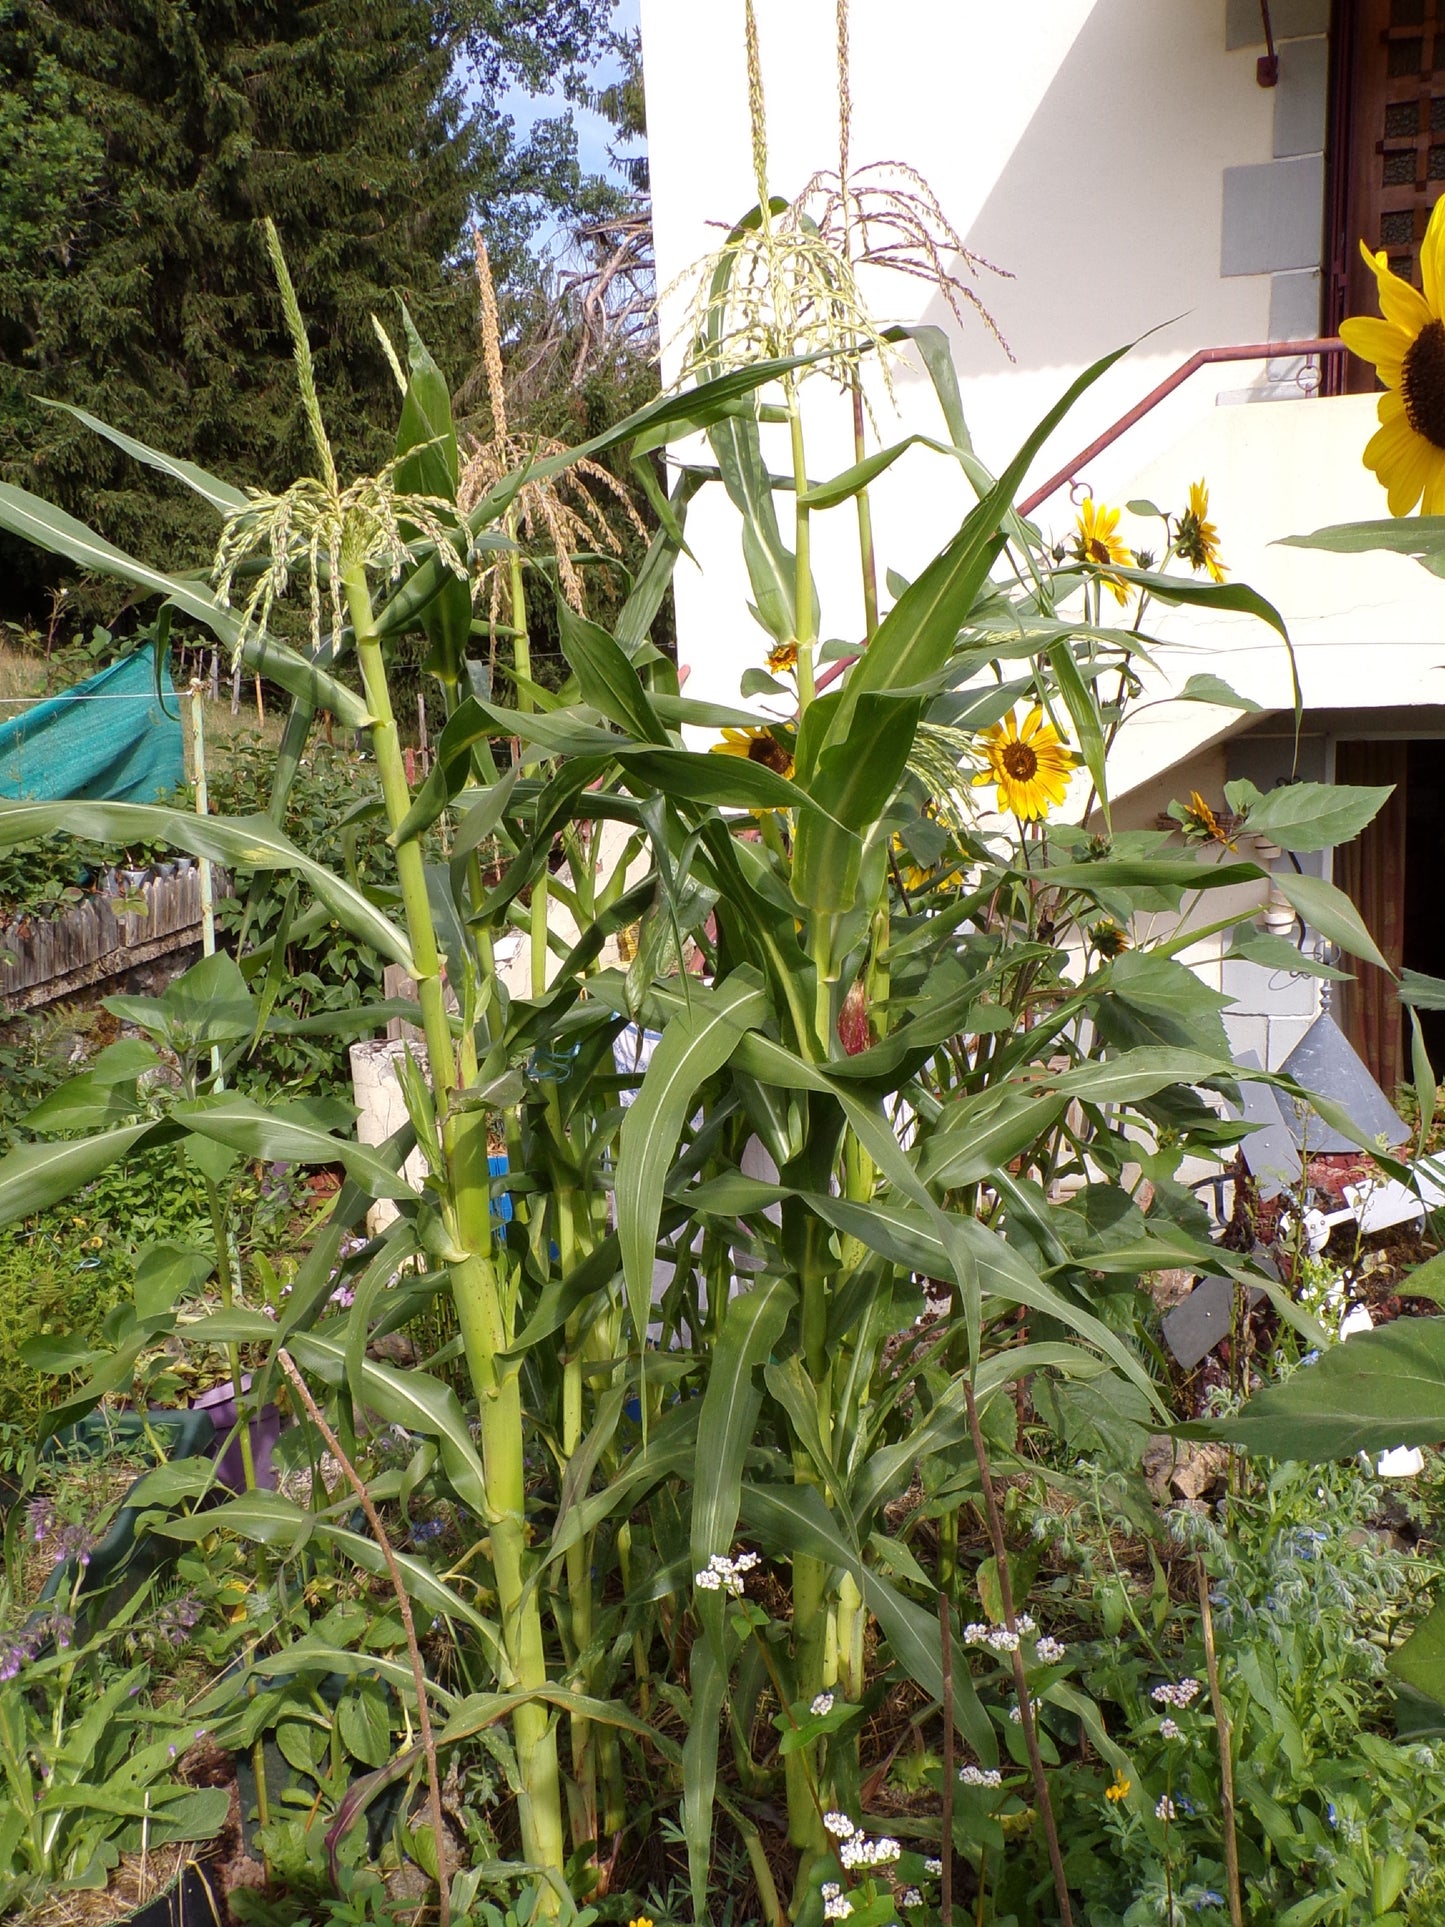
<box><xmin>1329</xmin><ymin>0</ymin><xmax>1445</xmax><ymax>387</ymax></box>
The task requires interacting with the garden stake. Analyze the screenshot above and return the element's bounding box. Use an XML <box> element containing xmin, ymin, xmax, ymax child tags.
<box><xmin>938</xmin><ymin>1588</ymin><xmax>954</xmax><ymax>1927</ymax></box>
<box><xmin>1197</xmin><ymin>1555</ymin><xmax>1243</xmax><ymax>1927</ymax></box>
<box><xmin>962</xmin><ymin>1378</ymin><xmax>1073</xmax><ymax>1927</ymax></box>
<box><xmin>187</xmin><ymin>680</ymin><xmax>223</xmax><ymax>1090</ymax></box>
<box><xmin>277</xmin><ymin>1351</ymin><xmax>450</xmax><ymax>1927</ymax></box>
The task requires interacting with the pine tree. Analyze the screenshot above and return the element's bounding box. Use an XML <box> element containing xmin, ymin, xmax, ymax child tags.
<box><xmin>0</xmin><ymin>0</ymin><xmax>610</xmax><ymax>618</ymax></box>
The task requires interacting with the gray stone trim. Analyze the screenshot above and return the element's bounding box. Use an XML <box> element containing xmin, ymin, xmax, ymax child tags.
<box><xmin>1268</xmin><ymin>265</ymin><xmax>1323</xmax><ymax>337</ymax></box>
<box><xmin>1226</xmin><ymin>0</ymin><xmax>1329</xmax><ymax>50</ymax></box>
<box><xmin>1274</xmin><ymin>33</ymin><xmax>1328</xmax><ymax>157</ymax></box>
<box><xmin>1222</xmin><ymin>155</ymin><xmax>1325</xmax><ymax>275</ymax></box>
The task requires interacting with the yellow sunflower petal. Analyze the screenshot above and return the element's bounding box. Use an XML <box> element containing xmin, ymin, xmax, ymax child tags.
<box><xmin>1020</xmin><ymin>705</ymin><xmax>1044</xmax><ymax>740</ymax></box>
<box><xmin>1378</xmin><ymin>387</ymin><xmax>1408</xmax><ymax>425</ymax></box>
<box><xmin>1423</xmin><ymin>200</ymin><xmax>1445</xmax><ymax>317</ymax></box>
<box><xmin>1364</xmin><ymin>416</ymin><xmax>1414</xmax><ymax>470</ymax></box>
<box><xmin>1338</xmin><ymin>316</ymin><xmax>1408</xmax><ymax>385</ymax></box>
<box><xmin>1375</xmin><ymin>263</ymin><xmax>1433</xmax><ymax>335</ymax></box>
<box><xmin>1358</xmin><ymin>238</ymin><xmax>1387</xmax><ymax>275</ymax></box>
<box><xmin>1382</xmin><ymin>436</ymin><xmax>1430</xmax><ymax>516</ymax></box>
<box><xmin>1423</xmin><ymin>455</ymin><xmax>1445</xmax><ymax>516</ymax></box>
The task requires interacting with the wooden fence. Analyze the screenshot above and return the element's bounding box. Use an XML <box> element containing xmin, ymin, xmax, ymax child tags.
<box><xmin>0</xmin><ymin>861</ymin><xmax>224</xmax><ymax>1011</ymax></box>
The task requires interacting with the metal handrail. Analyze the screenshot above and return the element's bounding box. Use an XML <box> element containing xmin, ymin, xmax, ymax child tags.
<box><xmin>812</xmin><ymin>334</ymin><xmax>1347</xmax><ymax>695</ymax></box>
<box><xmin>1016</xmin><ymin>335</ymin><xmax>1346</xmax><ymax>517</ymax></box>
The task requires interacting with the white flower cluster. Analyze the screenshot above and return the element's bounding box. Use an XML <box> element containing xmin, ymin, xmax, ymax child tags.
<box><xmin>824</xmin><ymin>1812</ymin><xmax>856</xmax><ymax>1839</ymax></box>
<box><xmin>900</xmin><ymin>1889</ymin><xmax>924</xmax><ymax>1909</ymax></box>
<box><xmin>821</xmin><ymin>1884</ymin><xmax>852</xmax><ymax>1920</ymax></box>
<box><xmin>694</xmin><ymin>1549</ymin><xmax>761</xmax><ymax>1596</ymax></box>
<box><xmin>1034</xmin><ymin>1636</ymin><xmax>1068</xmax><ymax>1664</ymax></box>
<box><xmin>924</xmin><ymin>1858</ymin><xmax>943</xmax><ymax>1876</ymax></box>
<box><xmin>1159</xmin><ymin>1717</ymin><xmax>1182</xmax><ymax>1741</ymax></box>
<box><xmin>811</xmin><ymin>1692</ymin><xmax>835</xmax><ymax>1716</ymax></box>
<box><xmin>958</xmin><ymin>1764</ymin><xmax>1003</xmax><ymax>1788</ymax></box>
<box><xmin>963</xmin><ymin>1612</ymin><xmax>1036</xmax><ymax>1655</ymax></box>
<box><xmin>839</xmin><ymin>1834</ymin><xmax>902</xmax><ymax>1870</ymax></box>
<box><xmin>1155</xmin><ymin>1795</ymin><xmax>1177</xmax><ymax>1821</ymax></box>
<box><xmin>1151</xmin><ymin>1677</ymin><xmax>1202</xmax><ymax>1709</ymax></box>
<box><xmin>1008</xmin><ymin>1702</ymin><xmax>1024</xmax><ymax>1724</ymax></box>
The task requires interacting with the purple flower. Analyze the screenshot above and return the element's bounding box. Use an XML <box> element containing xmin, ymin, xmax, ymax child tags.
<box><xmin>0</xmin><ymin>1637</ymin><xmax>34</xmax><ymax>1681</ymax></box>
<box><xmin>26</xmin><ymin>1498</ymin><xmax>54</xmax><ymax>1544</ymax></box>
<box><xmin>0</xmin><ymin>1611</ymin><xmax>71</xmax><ymax>1679</ymax></box>
<box><xmin>155</xmin><ymin>1592</ymin><xmax>203</xmax><ymax>1646</ymax></box>
<box><xmin>53</xmin><ymin>1522</ymin><xmax>95</xmax><ymax>1570</ymax></box>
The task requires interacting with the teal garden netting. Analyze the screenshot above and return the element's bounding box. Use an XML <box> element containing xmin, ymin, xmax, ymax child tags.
<box><xmin>0</xmin><ymin>643</ymin><xmax>183</xmax><ymax>802</ymax></box>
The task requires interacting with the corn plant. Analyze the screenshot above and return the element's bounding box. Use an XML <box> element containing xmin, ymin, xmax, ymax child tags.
<box><xmin>0</xmin><ymin>109</ymin><xmax>1406</xmax><ymax>1927</ymax></box>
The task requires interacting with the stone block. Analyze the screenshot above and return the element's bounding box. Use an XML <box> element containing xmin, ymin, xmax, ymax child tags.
<box><xmin>1222</xmin><ymin>156</ymin><xmax>1324</xmax><ymax>275</ymax></box>
<box><xmin>1269</xmin><ymin>268</ymin><xmax>1323</xmax><ymax>341</ymax></box>
<box><xmin>1273</xmin><ymin>35</ymin><xmax>1328</xmax><ymax>157</ymax></box>
<box><xmin>1223</xmin><ymin>1011</ymin><xmax>1270</xmax><ymax>1065</ymax></box>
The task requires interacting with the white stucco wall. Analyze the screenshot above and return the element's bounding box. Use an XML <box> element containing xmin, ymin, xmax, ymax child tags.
<box><xmin>640</xmin><ymin>0</ymin><xmax>1445</xmax><ymax>796</ymax></box>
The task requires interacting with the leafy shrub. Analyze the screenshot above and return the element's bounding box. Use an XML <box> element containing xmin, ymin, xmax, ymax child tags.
<box><xmin>1017</xmin><ymin>1456</ymin><xmax>1445</xmax><ymax>1925</ymax></box>
<box><xmin>206</xmin><ymin>732</ymin><xmax>397</xmax><ymax>1098</ymax></box>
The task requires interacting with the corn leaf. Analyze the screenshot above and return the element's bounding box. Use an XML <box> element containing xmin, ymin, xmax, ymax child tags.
<box><xmin>616</xmin><ymin>971</ymin><xmax>769</xmax><ymax>1351</ymax></box>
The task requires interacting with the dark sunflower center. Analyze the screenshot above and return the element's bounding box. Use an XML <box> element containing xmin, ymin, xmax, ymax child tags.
<box><xmin>1087</xmin><ymin>538</ymin><xmax>1112</xmax><ymax>566</ymax></box>
<box><xmin>1001</xmin><ymin>742</ymin><xmax>1038</xmax><ymax>782</ymax></box>
<box><xmin>1403</xmin><ymin>318</ymin><xmax>1445</xmax><ymax>449</ymax></box>
<box><xmin>747</xmin><ymin>733</ymin><xmax>791</xmax><ymax>774</ymax></box>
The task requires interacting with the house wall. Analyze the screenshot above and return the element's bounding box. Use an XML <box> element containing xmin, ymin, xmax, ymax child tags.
<box><xmin>640</xmin><ymin>1</ymin><xmax>1445</xmax><ymax>1073</ymax></box>
<box><xmin>640</xmin><ymin>1</ymin><xmax>1445</xmax><ymax>780</ymax></box>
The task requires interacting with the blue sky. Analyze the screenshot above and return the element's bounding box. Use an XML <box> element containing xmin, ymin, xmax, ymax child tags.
<box><xmin>498</xmin><ymin>0</ymin><xmax>642</xmax><ymax>187</ymax></box>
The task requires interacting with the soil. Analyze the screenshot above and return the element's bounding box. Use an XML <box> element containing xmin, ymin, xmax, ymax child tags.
<box><xmin>17</xmin><ymin>1743</ymin><xmax>244</xmax><ymax>1927</ymax></box>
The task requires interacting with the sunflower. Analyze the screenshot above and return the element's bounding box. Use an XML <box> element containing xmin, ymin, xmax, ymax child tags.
<box><xmin>973</xmin><ymin>707</ymin><xmax>1079</xmax><ymax>821</ymax></box>
<box><xmin>1340</xmin><ymin>197</ymin><xmax>1445</xmax><ymax>514</ymax></box>
<box><xmin>1089</xmin><ymin>916</ymin><xmax>1132</xmax><ymax>958</ymax></box>
<box><xmin>1072</xmin><ymin>498</ymin><xmax>1135</xmax><ymax>604</ymax></box>
<box><xmin>889</xmin><ymin>833</ymin><xmax>964</xmax><ymax>896</ymax></box>
<box><xmin>890</xmin><ymin>832</ymin><xmax>928</xmax><ymax>893</ymax></box>
<box><xmin>711</xmin><ymin>724</ymin><xmax>795</xmax><ymax>781</ymax></box>
<box><xmin>1175</xmin><ymin>480</ymin><xmax>1226</xmax><ymax>582</ymax></box>
<box><xmin>1173</xmin><ymin>788</ymin><xmax>1237</xmax><ymax>850</ymax></box>
<box><xmin>765</xmin><ymin>639</ymin><xmax>799</xmax><ymax>675</ymax></box>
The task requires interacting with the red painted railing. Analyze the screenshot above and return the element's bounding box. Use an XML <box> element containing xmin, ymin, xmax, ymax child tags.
<box><xmin>813</xmin><ymin>335</ymin><xmax>1348</xmax><ymax>694</ymax></box>
<box><xmin>1015</xmin><ymin>335</ymin><xmax>1346</xmax><ymax>517</ymax></box>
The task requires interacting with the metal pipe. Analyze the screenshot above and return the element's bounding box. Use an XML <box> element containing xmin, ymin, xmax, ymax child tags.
<box><xmin>1257</xmin><ymin>0</ymin><xmax>1279</xmax><ymax>86</ymax></box>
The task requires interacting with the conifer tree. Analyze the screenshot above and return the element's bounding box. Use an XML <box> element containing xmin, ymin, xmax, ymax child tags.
<box><xmin>0</xmin><ymin>0</ymin><xmax>612</xmax><ymax>616</ymax></box>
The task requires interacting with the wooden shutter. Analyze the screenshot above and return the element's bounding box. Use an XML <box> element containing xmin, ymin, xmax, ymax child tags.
<box><xmin>1329</xmin><ymin>0</ymin><xmax>1445</xmax><ymax>386</ymax></box>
